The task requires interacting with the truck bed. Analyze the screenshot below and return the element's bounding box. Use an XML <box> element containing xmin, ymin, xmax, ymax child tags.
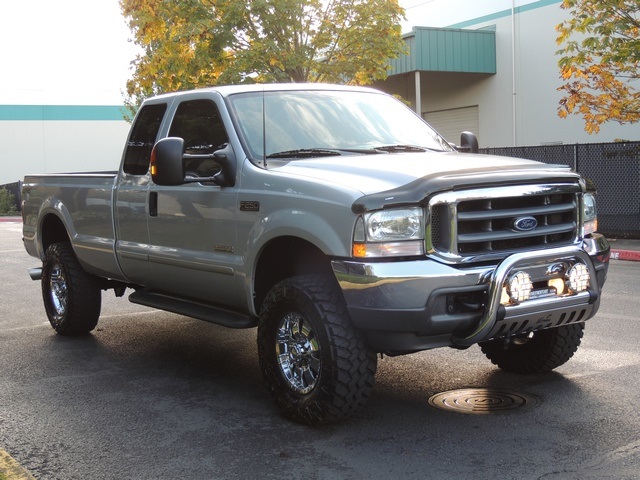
<box><xmin>22</xmin><ymin>172</ymin><xmax>121</xmax><ymax>279</ymax></box>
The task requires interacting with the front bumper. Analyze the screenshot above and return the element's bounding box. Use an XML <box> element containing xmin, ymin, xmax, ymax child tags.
<box><xmin>331</xmin><ymin>234</ymin><xmax>610</xmax><ymax>353</ymax></box>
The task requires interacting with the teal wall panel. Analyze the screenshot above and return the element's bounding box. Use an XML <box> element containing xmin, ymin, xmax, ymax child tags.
<box><xmin>0</xmin><ymin>105</ymin><xmax>126</xmax><ymax>121</ymax></box>
<box><xmin>448</xmin><ymin>0</ymin><xmax>562</xmax><ymax>29</ymax></box>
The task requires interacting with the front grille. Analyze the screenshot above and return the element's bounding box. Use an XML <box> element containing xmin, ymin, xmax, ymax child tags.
<box><xmin>429</xmin><ymin>184</ymin><xmax>581</xmax><ymax>262</ymax></box>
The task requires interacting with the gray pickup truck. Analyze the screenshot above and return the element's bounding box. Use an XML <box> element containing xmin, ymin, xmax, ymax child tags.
<box><xmin>22</xmin><ymin>83</ymin><xmax>610</xmax><ymax>424</ymax></box>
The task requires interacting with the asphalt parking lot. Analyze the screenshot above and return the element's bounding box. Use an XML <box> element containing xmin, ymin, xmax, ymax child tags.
<box><xmin>1</xmin><ymin>219</ymin><xmax>639</xmax><ymax>479</ymax></box>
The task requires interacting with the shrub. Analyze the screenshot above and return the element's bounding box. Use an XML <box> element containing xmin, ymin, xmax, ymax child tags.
<box><xmin>0</xmin><ymin>188</ymin><xmax>19</xmax><ymax>216</ymax></box>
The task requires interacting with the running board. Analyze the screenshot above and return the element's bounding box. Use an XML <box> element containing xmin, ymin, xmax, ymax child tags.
<box><xmin>128</xmin><ymin>289</ymin><xmax>257</xmax><ymax>329</ymax></box>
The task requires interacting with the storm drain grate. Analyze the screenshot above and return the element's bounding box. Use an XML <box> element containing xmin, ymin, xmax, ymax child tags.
<box><xmin>428</xmin><ymin>388</ymin><xmax>540</xmax><ymax>415</ymax></box>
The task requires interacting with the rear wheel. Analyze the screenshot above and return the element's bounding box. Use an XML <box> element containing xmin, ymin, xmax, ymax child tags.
<box><xmin>42</xmin><ymin>242</ymin><xmax>101</xmax><ymax>335</ymax></box>
<box><xmin>257</xmin><ymin>274</ymin><xmax>377</xmax><ymax>425</ymax></box>
<box><xmin>480</xmin><ymin>323</ymin><xmax>585</xmax><ymax>374</ymax></box>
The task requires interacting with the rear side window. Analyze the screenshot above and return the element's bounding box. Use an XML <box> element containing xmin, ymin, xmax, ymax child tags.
<box><xmin>122</xmin><ymin>103</ymin><xmax>167</xmax><ymax>175</ymax></box>
<box><xmin>168</xmin><ymin>100</ymin><xmax>229</xmax><ymax>177</ymax></box>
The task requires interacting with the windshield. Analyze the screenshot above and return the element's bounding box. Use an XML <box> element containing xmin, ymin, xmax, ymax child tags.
<box><xmin>227</xmin><ymin>89</ymin><xmax>453</xmax><ymax>162</ymax></box>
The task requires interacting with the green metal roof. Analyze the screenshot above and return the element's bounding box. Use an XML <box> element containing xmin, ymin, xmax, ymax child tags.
<box><xmin>389</xmin><ymin>26</ymin><xmax>496</xmax><ymax>75</ymax></box>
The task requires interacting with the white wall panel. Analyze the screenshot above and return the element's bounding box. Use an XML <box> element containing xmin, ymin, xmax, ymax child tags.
<box><xmin>0</xmin><ymin>120</ymin><xmax>130</xmax><ymax>184</ymax></box>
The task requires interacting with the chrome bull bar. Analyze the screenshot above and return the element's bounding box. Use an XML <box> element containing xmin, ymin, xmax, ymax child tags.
<box><xmin>452</xmin><ymin>245</ymin><xmax>599</xmax><ymax>347</ymax></box>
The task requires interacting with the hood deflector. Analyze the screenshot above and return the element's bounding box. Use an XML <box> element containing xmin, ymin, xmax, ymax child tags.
<box><xmin>351</xmin><ymin>164</ymin><xmax>582</xmax><ymax>214</ymax></box>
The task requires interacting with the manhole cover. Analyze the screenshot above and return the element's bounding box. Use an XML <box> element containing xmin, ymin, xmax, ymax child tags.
<box><xmin>428</xmin><ymin>388</ymin><xmax>540</xmax><ymax>415</ymax></box>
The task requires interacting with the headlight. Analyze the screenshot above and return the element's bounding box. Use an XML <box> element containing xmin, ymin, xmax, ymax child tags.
<box><xmin>353</xmin><ymin>207</ymin><xmax>425</xmax><ymax>258</ymax></box>
<box><xmin>583</xmin><ymin>192</ymin><xmax>598</xmax><ymax>236</ymax></box>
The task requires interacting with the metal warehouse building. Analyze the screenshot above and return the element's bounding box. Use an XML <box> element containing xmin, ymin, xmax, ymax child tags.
<box><xmin>0</xmin><ymin>106</ymin><xmax>130</xmax><ymax>184</ymax></box>
<box><xmin>377</xmin><ymin>0</ymin><xmax>639</xmax><ymax>147</ymax></box>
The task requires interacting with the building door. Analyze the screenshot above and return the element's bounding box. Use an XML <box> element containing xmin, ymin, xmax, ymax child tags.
<box><xmin>425</xmin><ymin>106</ymin><xmax>479</xmax><ymax>146</ymax></box>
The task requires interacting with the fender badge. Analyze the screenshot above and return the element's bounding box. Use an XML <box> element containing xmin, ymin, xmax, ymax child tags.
<box><xmin>240</xmin><ymin>201</ymin><xmax>260</xmax><ymax>212</ymax></box>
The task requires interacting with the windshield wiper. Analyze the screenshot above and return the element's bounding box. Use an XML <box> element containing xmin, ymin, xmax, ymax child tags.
<box><xmin>266</xmin><ymin>148</ymin><xmax>344</xmax><ymax>159</ymax></box>
<box><xmin>373</xmin><ymin>144</ymin><xmax>431</xmax><ymax>153</ymax></box>
<box><xmin>265</xmin><ymin>145</ymin><xmax>435</xmax><ymax>159</ymax></box>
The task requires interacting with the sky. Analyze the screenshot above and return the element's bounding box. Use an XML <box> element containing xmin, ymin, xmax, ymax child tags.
<box><xmin>0</xmin><ymin>0</ymin><xmax>138</xmax><ymax>105</ymax></box>
<box><xmin>0</xmin><ymin>0</ymin><xmax>538</xmax><ymax>106</ymax></box>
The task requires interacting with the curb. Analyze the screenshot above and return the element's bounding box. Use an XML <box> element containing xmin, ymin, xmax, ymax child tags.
<box><xmin>609</xmin><ymin>249</ymin><xmax>640</xmax><ymax>262</ymax></box>
<box><xmin>0</xmin><ymin>448</ymin><xmax>37</xmax><ymax>480</ymax></box>
<box><xmin>0</xmin><ymin>216</ymin><xmax>21</xmax><ymax>222</ymax></box>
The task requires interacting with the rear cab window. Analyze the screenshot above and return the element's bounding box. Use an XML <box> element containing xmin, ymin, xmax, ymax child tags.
<box><xmin>122</xmin><ymin>103</ymin><xmax>168</xmax><ymax>175</ymax></box>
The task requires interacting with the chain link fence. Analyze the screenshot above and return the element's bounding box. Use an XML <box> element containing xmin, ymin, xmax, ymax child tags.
<box><xmin>482</xmin><ymin>142</ymin><xmax>640</xmax><ymax>239</ymax></box>
<box><xmin>3</xmin><ymin>141</ymin><xmax>640</xmax><ymax>236</ymax></box>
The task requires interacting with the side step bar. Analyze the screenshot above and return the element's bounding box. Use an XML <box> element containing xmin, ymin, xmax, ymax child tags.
<box><xmin>129</xmin><ymin>289</ymin><xmax>257</xmax><ymax>329</ymax></box>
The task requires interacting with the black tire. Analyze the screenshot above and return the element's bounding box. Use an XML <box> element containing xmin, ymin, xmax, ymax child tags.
<box><xmin>42</xmin><ymin>242</ymin><xmax>102</xmax><ymax>335</ymax></box>
<box><xmin>257</xmin><ymin>274</ymin><xmax>377</xmax><ymax>425</ymax></box>
<box><xmin>479</xmin><ymin>323</ymin><xmax>585</xmax><ymax>374</ymax></box>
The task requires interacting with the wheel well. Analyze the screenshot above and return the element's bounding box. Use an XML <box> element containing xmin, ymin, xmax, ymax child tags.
<box><xmin>254</xmin><ymin>236</ymin><xmax>334</xmax><ymax>312</ymax></box>
<box><xmin>41</xmin><ymin>214</ymin><xmax>70</xmax><ymax>252</ymax></box>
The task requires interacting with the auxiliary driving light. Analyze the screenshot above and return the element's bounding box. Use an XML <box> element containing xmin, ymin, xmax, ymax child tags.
<box><xmin>548</xmin><ymin>278</ymin><xmax>567</xmax><ymax>296</ymax></box>
<box><xmin>567</xmin><ymin>263</ymin><xmax>590</xmax><ymax>293</ymax></box>
<box><xmin>507</xmin><ymin>271</ymin><xmax>533</xmax><ymax>303</ymax></box>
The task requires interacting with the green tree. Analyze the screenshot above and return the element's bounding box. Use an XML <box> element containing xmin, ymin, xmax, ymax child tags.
<box><xmin>0</xmin><ymin>188</ymin><xmax>18</xmax><ymax>216</ymax></box>
<box><xmin>556</xmin><ymin>0</ymin><xmax>640</xmax><ymax>134</ymax></box>
<box><xmin>120</xmin><ymin>0</ymin><xmax>406</xmax><ymax>115</ymax></box>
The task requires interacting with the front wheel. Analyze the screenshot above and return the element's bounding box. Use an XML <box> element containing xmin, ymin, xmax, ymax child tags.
<box><xmin>479</xmin><ymin>323</ymin><xmax>585</xmax><ymax>374</ymax></box>
<box><xmin>257</xmin><ymin>274</ymin><xmax>377</xmax><ymax>425</ymax></box>
<box><xmin>42</xmin><ymin>242</ymin><xmax>102</xmax><ymax>335</ymax></box>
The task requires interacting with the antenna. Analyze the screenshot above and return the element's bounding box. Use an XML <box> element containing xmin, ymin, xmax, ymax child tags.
<box><xmin>262</xmin><ymin>87</ymin><xmax>267</xmax><ymax>168</ymax></box>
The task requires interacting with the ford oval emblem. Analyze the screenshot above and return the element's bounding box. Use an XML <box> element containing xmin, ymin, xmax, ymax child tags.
<box><xmin>513</xmin><ymin>216</ymin><xmax>538</xmax><ymax>231</ymax></box>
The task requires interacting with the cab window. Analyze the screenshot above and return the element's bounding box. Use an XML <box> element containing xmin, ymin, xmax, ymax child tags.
<box><xmin>168</xmin><ymin>100</ymin><xmax>229</xmax><ymax>178</ymax></box>
<box><xmin>122</xmin><ymin>103</ymin><xmax>167</xmax><ymax>175</ymax></box>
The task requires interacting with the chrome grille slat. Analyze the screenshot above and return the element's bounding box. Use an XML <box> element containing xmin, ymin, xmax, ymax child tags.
<box><xmin>458</xmin><ymin>223</ymin><xmax>576</xmax><ymax>244</ymax></box>
<box><xmin>457</xmin><ymin>203</ymin><xmax>575</xmax><ymax>220</ymax></box>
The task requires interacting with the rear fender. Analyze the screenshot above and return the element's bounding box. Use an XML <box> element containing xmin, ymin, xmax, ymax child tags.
<box><xmin>36</xmin><ymin>199</ymin><xmax>76</xmax><ymax>260</ymax></box>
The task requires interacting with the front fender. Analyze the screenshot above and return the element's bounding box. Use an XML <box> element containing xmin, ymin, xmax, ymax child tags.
<box><xmin>247</xmin><ymin>208</ymin><xmax>351</xmax><ymax>259</ymax></box>
<box><xmin>242</xmin><ymin>208</ymin><xmax>354</xmax><ymax>314</ymax></box>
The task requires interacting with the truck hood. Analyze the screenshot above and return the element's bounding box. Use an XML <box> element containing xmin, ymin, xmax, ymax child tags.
<box><xmin>270</xmin><ymin>151</ymin><xmax>580</xmax><ymax>211</ymax></box>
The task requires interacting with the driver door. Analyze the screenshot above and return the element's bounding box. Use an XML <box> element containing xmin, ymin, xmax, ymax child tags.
<box><xmin>144</xmin><ymin>97</ymin><xmax>244</xmax><ymax>309</ymax></box>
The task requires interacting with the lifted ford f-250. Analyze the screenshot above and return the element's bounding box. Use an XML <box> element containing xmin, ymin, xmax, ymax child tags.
<box><xmin>21</xmin><ymin>84</ymin><xmax>610</xmax><ymax>424</ymax></box>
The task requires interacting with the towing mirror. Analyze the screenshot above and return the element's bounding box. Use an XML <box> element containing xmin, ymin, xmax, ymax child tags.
<box><xmin>150</xmin><ymin>137</ymin><xmax>186</xmax><ymax>186</ymax></box>
<box><xmin>150</xmin><ymin>138</ymin><xmax>236</xmax><ymax>187</ymax></box>
<box><xmin>458</xmin><ymin>131</ymin><xmax>479</xmax><ymax>154</ymax></box>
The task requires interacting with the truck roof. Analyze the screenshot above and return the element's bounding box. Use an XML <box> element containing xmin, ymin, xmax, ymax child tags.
<box><xmin>144</xmin><ymin>83</ymin><xmax>381</xmax><ymax>102</ymax></box>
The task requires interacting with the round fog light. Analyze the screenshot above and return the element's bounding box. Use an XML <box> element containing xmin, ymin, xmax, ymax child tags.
<box><xmin>507</xmin><ymin>271</ymin><xmax>533</xmax><ymax>303</ymax></box>
<box><xmin>567</xmin><ymin>263</ymin><xmax>590</xmax><ymax>293</ymax></box>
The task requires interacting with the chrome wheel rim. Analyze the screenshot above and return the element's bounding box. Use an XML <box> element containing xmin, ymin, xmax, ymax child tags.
<box><xmin>49</xmin><ymin>263</ymin><xmax>68</xmax><ymax>319</ymax></box>
<box><xmin>275</xmin><ymin>312</ymin><xmax>321</xmax><ymax>394</ymax></box>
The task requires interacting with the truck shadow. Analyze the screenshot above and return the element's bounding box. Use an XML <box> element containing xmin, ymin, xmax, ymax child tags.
<box><xmin>17</xmin><ymin>314</ymin><xmax>632</xmax><ymax>479</ymax></box>
<box><xmin>39</xmin><ymin>313</ymin><xmax>596</xmax><ymax>430</ymax></box>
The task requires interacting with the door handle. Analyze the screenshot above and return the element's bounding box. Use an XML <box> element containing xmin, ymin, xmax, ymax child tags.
<box><xmin>149</xmin><ymin>191</ymin><xmax>158</xmax><ymax>217</ymax></box>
